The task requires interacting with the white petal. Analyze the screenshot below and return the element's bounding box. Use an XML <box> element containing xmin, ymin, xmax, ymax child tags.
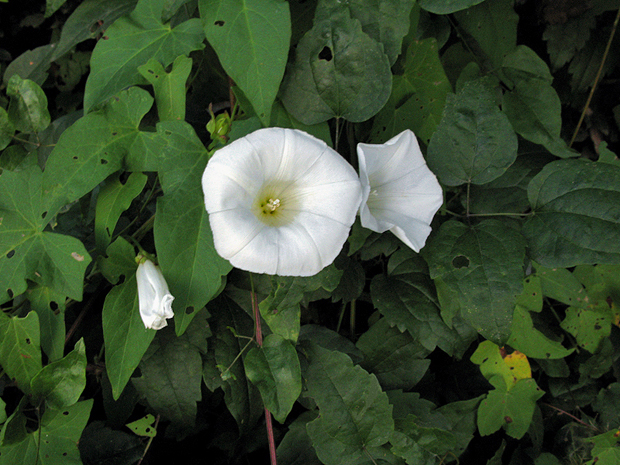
<box><xmin>202</xmin><ymin>128</ymin><xmax>362</xmax><ymax>276</ymax></box>
<box><xmin>357</xmin><ymin>130</ymin><xmax>443</xmax><ymax>251</ymax></box>
<box><xmin>136</xmin><ymin>260</ymin><xmax>175</xmax><ymax>330</ymax></box>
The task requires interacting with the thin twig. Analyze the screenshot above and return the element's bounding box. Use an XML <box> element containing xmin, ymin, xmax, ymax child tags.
<box><xmin>543</xmin><ymin>403</ymin><xmax>600</xmax><ymax>432</ymax></box>
<box><xmin>569</xmin><ymin>7</ymin><xmax>620</xmax><ymax>147</ymax></box>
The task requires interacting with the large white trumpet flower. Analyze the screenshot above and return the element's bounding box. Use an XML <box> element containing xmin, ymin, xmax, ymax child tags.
<box><xmin>202</xmin><ymin>128</ymin><xmax>362</xmax><ymax>276</ymax></box>
<box><xmin>357</xmin><ymin>130</ymin><xmax>443</xmax><ymax>252</ymax></box>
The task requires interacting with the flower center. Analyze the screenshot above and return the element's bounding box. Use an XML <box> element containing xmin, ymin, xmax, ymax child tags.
<box><xmin>265</xmin><ymin>198</ymin><xmax>281</xmax><ymax>212</ymax></box>
<box><xmin>252</xmin><ymin>182</ymin><xmax>299</xmax><ymax>227</ymax></box>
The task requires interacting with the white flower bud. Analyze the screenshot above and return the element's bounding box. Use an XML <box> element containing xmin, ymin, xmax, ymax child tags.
<box><xmin>136</xmin><ymin>260</ymin><xmax>174</xmax><ymax>330</ymax></box>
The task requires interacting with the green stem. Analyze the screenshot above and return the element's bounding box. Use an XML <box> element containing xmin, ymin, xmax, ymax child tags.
<box><xmin>349</xmin><ymin>299</ymin><xmax>356</xmax><ymax>340</ymax></box>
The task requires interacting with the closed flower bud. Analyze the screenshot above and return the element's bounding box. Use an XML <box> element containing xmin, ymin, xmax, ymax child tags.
<box><xmin>136</xmin><ymin>259</ymin><xmax>174</xmax><ymax>330</ymax></box>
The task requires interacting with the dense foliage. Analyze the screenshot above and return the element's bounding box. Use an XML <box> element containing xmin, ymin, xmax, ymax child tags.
<box><xmin>1</xmin><ymin>0</ymin><xmax>620</xmax><ymax>464</ymax></box>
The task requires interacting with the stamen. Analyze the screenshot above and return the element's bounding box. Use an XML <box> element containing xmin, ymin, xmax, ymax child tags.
<box><xmin>266</xmin><ymin>198</ymin><xmax>281</xmax><ymax>212</ymax></box>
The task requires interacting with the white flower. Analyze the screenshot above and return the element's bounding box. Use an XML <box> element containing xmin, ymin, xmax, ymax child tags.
<box><xmin>202</xmin><ymin>128</ymin><xmax>362</xmax><ymax>276</ymax></box>
<box><xmin>357</xmin><ymin>130</ymin><xmax>443</xmax><ymax>252</ymax></box>
<box><xmin>136</xmin><ymin>260</ymin><xmax>174</xmax><ymax>330</ymax></box>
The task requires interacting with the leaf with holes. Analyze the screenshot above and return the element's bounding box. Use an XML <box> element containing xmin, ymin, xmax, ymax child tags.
<box><xmin>303</xmin><ymin>343</ymin><xmax>394</xmax><ymax>465</ymax></box>
<box><xmin>0</xmin><ymin>400</ymin><xmax>93</xmax><ymax>465</ymax></box>
<box><xmin>28</xmin><ymin>284</ymin><xmax>66</xmax><ymax>362</ymax></box>
<box><xmin>0</xmin><ymin>311</ymin><xmax>42</xmax><ymax>396</ymax></box>
<box><xmin>154</xmin><ymin>121</ymin><xmax>232</xmax><ymax>336</ymax></box>
<box><xmin>0</xmin><ymin>165</ymin><xmax>92</xmax><ymax>304</ymax></box>
<box><xmin>471</xmin><ymin>340</ymin><xmax>532</xmax><ymax>390</ymax></box>
<box><xmin>280</xmin><ymin>9</ymin><xmax>392</xmax><ymax>125</ymax></box>
<box><xmin>427</xmin><ymin>77</ymin><xmax>518</xmax><ymax>186</ymax></box>
<box><xmin>43</xmin><ymin>86</ymin><xmax>154</xmax><ymax>218</ymax></box>
<box><xmin>524</xmin><ymin>159</ymin><xmax>620</xmax><ymax>267</ymax></box>
<box><xmin>200</xmin><ymin>0</ymin><xmax>290</xmax><ymax>125</ymax></box>
<box><xmin>138</xmin><ymin>55</ymin><xmax>192</xmax><ymax>122</ymax></box>
<box><xmin>370</xmin><ymin>250</ymin><xmax>477</xmax><ymax>357</ymax></box>
<box><xmin>84</xmin><ymin>0</ymin><xmax>204</xmax><ymax>112</ymax></box>
<box><xmin>314</xmin><ymin>0</ymin><xmax>415</xmax><ymax>66</ymax></box>
<box><xmin>370</xmin><ymin>38</ymin><xmax>452</xmax><ymax>145</ymax></box>
<box><xmin>423</xmin><ymin>219</ymin><xmax>526</xmax><ymax>344</ymax></box>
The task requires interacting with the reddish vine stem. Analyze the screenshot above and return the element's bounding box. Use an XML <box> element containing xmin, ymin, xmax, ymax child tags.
<box><xmin>543</xmin><ymin>403</ymin><xmax>599</xmax><ymax>432</ymax></box>
<box><xmin>250</xmin><ymin>279</ymin><xmax>277</xmax><ymax>465</ymax></box>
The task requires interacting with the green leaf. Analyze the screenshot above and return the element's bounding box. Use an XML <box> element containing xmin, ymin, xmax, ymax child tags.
<box><xmin>0</xmin><ymin>107</ymin><xmax>14</xmax><ymax>151</ymax></box>
<box><xmin>469</xmin><ymin>153</ymin><xmax>553</xmax><ymax>214</ymax></box>
<box><xmin>524</xmin><ymin>159</ymin><xmax>620</xmax><ymax>267</ymax></box>
<box><xmin>200</xmin><ymin>0</ymin><xmax>291</xmax><ymax>125</ymax></box>
<box><xmin>471</xmin><ymin>340</ymin><xmax>529</xmax><ymax>390</ymax></box>
<box><xmin>259</xmin><ymin>266</ymin><xmax>342</xmax><ymax>342</ymax></box>
<box><xmin>3</xmin><ymin>45</ymin><xmax>56</xmax><ymax>87</ymax></box>
<box><xmin>84</xmin><ymin>0</ymin><xmax>204</xmax><ymax>112</ymax></box>
<box><xmin>357</xmin><ymin>318</ymin><xmax>430</xmax><ymax>391</ymax></box>
<box><xmin>508</xmin><ymin>305</ymin><xmax>574</xmax><ymax>360</ymax></box>
<box><xmin>132</xmin><ymin>313</ymin><xmax>208</xmax><ymax>438</ymax></box>
<box><xmin>138</xmin><ymin>55</ymin><xmax>192</xmax><ymax>122</ymax></box>
<box><xmin>95</xmin><ymin>172</ymin><xmax>147</xmax><ymax>254</ymax></box>
<box><xmin>0</xmin><ymin>165</ymin><xmax>92</xmax><ymax>303</ymax></box>
<box><xmin>584</xmin><ymin>429</ymin><xmax>620</xmax><ymax>465</ymax></box>
<box><xmin>125</xmin><ymin>414</ymin><xmax>157</xmax><ymax>438</ymax></box>
<box><xmin>424</xmin><ymin>219</ymin><xmax>526</xmax><ymax>344</ymax></box>
<box><xmin>44</xmin><ymin>86</ymin><xmax>154</xmax><ymax>218</ymax></box>
<box><xmin>501</xmin><ymin>47</ymin><xmax>576</xmax><ymax>159</ymax></box>
<box><xmin>560</xmin><ymin>305</ymin><xmax>613</xmax><ymax>354</ymax></box>
<box><xmin>370</xmin><ymin>38</ymin><xmax>452</xmax><ymax>145</ymax></box>
<box><xmin>533</xmin><ymin>263</ymin><xmax>587</xmax><ymax>307</ymax></box>
<box><xmin>303</xmin><ymin>343</ymin><xmax>394</xmax><ymax>465</ymax></box>
<box><xmin>244</xmin><ymin>334</ymin><xmax>301</xmax><ymax>423</ymax></box>
<box><xmin>103</xmin><ymin>275</ymin><xmax>156</xmax><ymax>400</ymax></box>
<box><xmin>45</xmin><ymin>0</ymin><xmax>68</xmax><ymax>17</ymax></box>
<box><xmin>0</xmin><ymin>312</ymin><xmax>42</xmax><ymax>396</ymax></box>
<box><xmin>418</xmin><ymin>0</ymin><xmax>486</xmax><ymax>15</ymax></box>
<box><xmin>427</xmin><ymin>78</ymin><xmax>518</xmax><ymax>186</ymax></box>
<box><xmin>543</xmin><ymin>10</ymin><xmax>596</xmax><ymax>70</ymax></box>
<box><xmin>0</xmin><ymin>400</ymin><xmax>93</xmax><ymax>465</ymax></box>
<box><xmin>314</xmin><ymin>0</ymin><xmax>415</xmax><ymax>66</ymax></box>
<box><xmin>371</xmin><ymin>250</ymin><xmax>476</xmax><ymax>356</ymax></box>
<box><xmin>453</xmin><ymin>0</ymin><xmax>518</xmax><ymax>70</ymax></box>
<box><xmin>269</xmin><ymin>100</ymin><xmax>333</xmax><ymax>146</ymax></box>
<box><xmin>477</xmin><ymin>377</ymin><xmax>544</xmax><ymax>439</ymax></box>
<box><xmin>26</xmin><ymin>284</ymin><xmax>66</xmax><ymax>361</ymax></box>
<box><xmin>204</xmin><ymin>293</ymin><xmax>263</xmax><ymax>434</ymax></box>
<box><xmin>593</xmin><ymin>383</ymin><xmax>620</xmax><ymax>429</ymax></box>
<box><xmin>280</xmin><ymin>9</ymin><xmax>392</xmax><ymax>125</ymax></box>
<box><xmin>153</xmin><ymin>121</ymin><xmax>232</xmax><ymax>335</ymax></box>
<box><xmin>98</xmin><ymin>237</ymin><xmax>138</xmax><ymax>285</ymax></box>
<box><xmin>53</xmin><ymin>0</ymin><xmax>139</xmax><ymax>60</ymax></box>
<box><xmin>30</xmin><ymin>339</ymin><xmax>87</xmax><ymax>409</ymax></box>
<box><xmin>276</xmin><ymin>412</ymin><xmax>322</xmax><ymax>465</ymax></box>
<box><xmin>6</xmin><ymin>74</ymin><xmax>50</xmax><ymax>134</ymax></box>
